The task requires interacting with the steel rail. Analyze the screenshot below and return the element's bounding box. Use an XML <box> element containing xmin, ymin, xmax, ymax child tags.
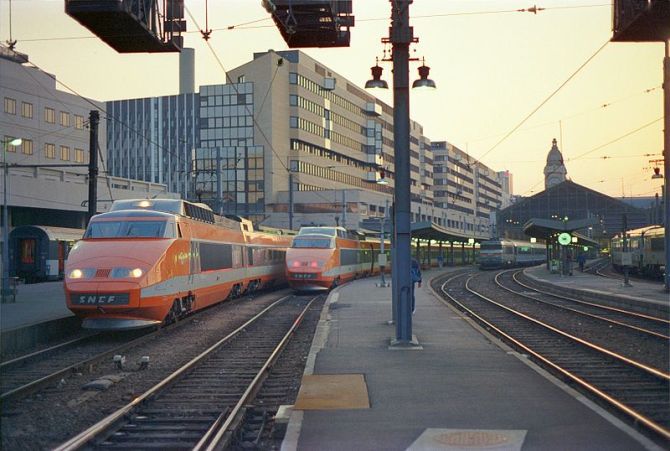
<box><xmin>496</xmin><ymin>270</ymin><xmax>670</xmax><ymax>340</ymax></box>
<box><xmin>1</xmin><ymin>330</ymin><xmax>153</xmax><ymax>403</ymax></box>
<box><xmin>516</xmin><ymin>270</ymin><xmax>669</xmax><ymax>324</ymax></box>
<box><xmin>54</xmin><ymin>294</ymin><xmax>294</xmax><ymax>451</ymax></box>
<box><xmin>438</xmin><ymin>274</ymin><xmax>670</xmax><ymax>441</ymax></box>
<box><xmin>0</xmin><ymin>333</ymin><xmax>99</xmax><ymax>369</ymax></box>
<box><xmin>471</xmin><ymin>273</ymin><xmax>669</xmax><ymax>381</ymax></box>
<box><xmin>194</xmin><ymin>295</ymin><xmax>319</xmax><ymax>451</ymax></box>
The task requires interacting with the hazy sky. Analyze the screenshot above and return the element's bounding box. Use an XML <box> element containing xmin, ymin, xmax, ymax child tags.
<box><xmin>1</xmin><ymin>0</ymin><xmax>665</xmax><ymax>200</ymax></box>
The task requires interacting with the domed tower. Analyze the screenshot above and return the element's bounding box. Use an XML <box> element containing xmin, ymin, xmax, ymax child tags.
<box><xmin>544</xmin><ymin>138</ymin><xmax>567</xmax><ymax>189</ymax></box>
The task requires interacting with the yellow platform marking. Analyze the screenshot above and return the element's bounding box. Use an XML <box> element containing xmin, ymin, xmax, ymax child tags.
<box><xmin>294</xmin><ymin>374</ymin><xmax>370</xmax><ymax>410</ymax></box>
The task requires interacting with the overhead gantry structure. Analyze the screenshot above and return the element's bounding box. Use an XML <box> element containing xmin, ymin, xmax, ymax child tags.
<box><xmin>262</xmin><ymin>0</ymin><xmax>354</xmax><ymax>47</ymax></box>
<box><xmin>64</xmin><ymin>1</ymin><xmax>353</xmax><ymax>53</ymax></box>
<box><xmin>65</xmin><ymin>0</ymin><xmax>186</xmax><ymax>53</ymax></box>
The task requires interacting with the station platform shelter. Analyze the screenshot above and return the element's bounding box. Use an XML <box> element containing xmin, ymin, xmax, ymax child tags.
<box><xmin>360</xmin><ymin>219</ymin><xmax>489</xmax><ymax>268</ymax></box>
<box><xmin>523</xmin><ymin>217</ymin><xmax>600</xmax><ymax>273</ymax></box>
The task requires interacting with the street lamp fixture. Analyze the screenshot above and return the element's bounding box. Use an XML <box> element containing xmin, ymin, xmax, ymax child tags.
<box><xmin>412</xmin><ymin>59</ymin><xmax>437</xmax><ymax>89</ymax></box>
<box><xmin>365</xmin><ymin>57</ymin><xmax>436</xmax><ymax>91</ymax></box>
<box><xmin>2</xmin><ymin>137</ymin><xmax>22</xmax><ymax>303</ymax></box>
<box><xmin>365</xmin><ymin>59</ymin><xmax>389</xmax><ymax>90</ymax></box>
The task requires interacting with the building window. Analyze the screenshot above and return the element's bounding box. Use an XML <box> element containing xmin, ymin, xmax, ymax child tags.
<box><xmin>45</xmin><ymin>143</ymin><xmax>56</xmax><ymax>159</ymax></box>
<box><xmin>21</xmin><ymin>102</ymin><xmax>33</xmax><ymax>118</ymax></box>
<box><xmin>60</xmin><ymin>145</ymin><xmax>70</xmax><ymax>161</ymax></box>
<box><xmin>4</xmin><ymin>135</ymin><xmax>18</xmax><ymax>152</ymax></box>
<box><xmin>45</xmin><ymin>107</ymin><xmax>55</xmax><ymax>123</ymax></box>
<box><xmin>21</xmin><ymin>139</ymin><xmax>33</xmax><ymax>155</ymax></box>
<box><xmin>237</xmin><ymin>75</ymin><xmax>245</xmax><ymax>83</ymax></box>
<box><xmin>74</xmin><ymin>148</ymin><xmax>85</xmax><ymax>163</ymax></box>
<box><xmin>60</xmin><ymin>111</ymin><xmax>70</xmax><ymax>127</ymax></box>
<box><xmin>4</xmin><ymin>97</ymin><xmax>16</xmax><ymax>115</ymax></box>
<box><xmin>74</xmin><ymin>114</ymin><xmax>85</xmax><ymax>129</ymax></box>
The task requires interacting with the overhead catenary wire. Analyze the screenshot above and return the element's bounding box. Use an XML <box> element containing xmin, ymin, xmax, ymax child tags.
<box><xmin>472</xmin><ymin>39</ymin><xmax>610</xmax><ymax>166</ymax></box>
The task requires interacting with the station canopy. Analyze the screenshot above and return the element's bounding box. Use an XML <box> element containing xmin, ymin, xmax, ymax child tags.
<box><xmin>522</xmin><ymin>217</ymin><xmax>600</xmax><ymax>247</ymax></box>
<box><xmin>359</xmin><ymin>219</ymin><xmax>484</xmax><ymax>244</ymax></box>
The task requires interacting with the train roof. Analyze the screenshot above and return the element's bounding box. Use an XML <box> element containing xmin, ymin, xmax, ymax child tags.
<box><xmin>481</xmin><ymin>238</ymin><xmax>544</xmax><ymax>247</ymax></box>
<box><xmin>614</xmin><ymin>225</ymin><xmax>664</xmax><ymax>238</ymax></box>
<box><xmin>9</xmin><ymin>225</ymin><xmax>84</xmax><ymax>242</ymax></box>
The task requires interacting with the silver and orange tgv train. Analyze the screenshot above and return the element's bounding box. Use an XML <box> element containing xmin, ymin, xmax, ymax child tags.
<box><xmin>285</xmin><ymin>226</ymin><xmax>383</xmax><ymax>291</ymax></box>
<box><xmin>64</xmin><ymin>199</ymin><xmax>292</xmax><ymax>330</ymax></box>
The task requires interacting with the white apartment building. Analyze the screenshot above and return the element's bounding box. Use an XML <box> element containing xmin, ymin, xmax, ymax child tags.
<box><xmin>0</xmin><ymin>45</ymin><xmax>173</xmax><ymax>230</ymax></box>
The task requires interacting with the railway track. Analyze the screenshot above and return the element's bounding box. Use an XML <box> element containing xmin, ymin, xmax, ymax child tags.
<box><xmin>54</xmin><ymin>293</ymin><xmax>320</xmax><ymax>451</ymax></box>
<box><xmin>0</xmin><ymin>330</ymin><xmax>150</xmax><ymax>403</ymax></box>
<box><xmin>435</xmin><ymin>271</ymin><xmax>670</xmax><ymax>443</ymax></box>
<box><xmin>501</xmin><ymin>270</ymin><xmax>670</xmax><ymax>341</ymax></box>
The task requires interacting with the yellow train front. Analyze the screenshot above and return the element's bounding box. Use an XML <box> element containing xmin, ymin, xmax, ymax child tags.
<box><xmin>285</xmin><ymin>226</ymin><xmax>370</xmax><ymax>291</ymax></box>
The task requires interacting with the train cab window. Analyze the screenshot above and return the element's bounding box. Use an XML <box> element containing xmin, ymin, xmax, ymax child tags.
<box><xmin>85</xmin><ymin>220</ymin><xmax>174</xmax><ymax>238</ymax></box>
<box><xmin>291</xmin><ymin>237</ymin><xmax>333</xmax><ymax>248</ymax></box>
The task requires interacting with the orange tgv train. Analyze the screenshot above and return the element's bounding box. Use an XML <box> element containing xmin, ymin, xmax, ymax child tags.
<box><xmin>285</xmin><ymin>226</ymin><xmax>386</xmax><ymax>291</ymax></box>
<box><xmin>65</xmin><ymin>199</ymin><xmax>292</xmax><ymax>330</ymax></box>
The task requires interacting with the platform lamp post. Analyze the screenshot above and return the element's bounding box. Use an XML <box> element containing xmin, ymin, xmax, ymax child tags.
<box><xmin>664</xmin><ymin>39</ymin><xmax>669</xmax><ymax>292</ymax></box>
<box><xmin>365</xmin><ymin>0</ymin><xmax>436</xmax><ymax>344</ymax></box>
<box><xmin>2</xmin><ymin>137</ymin><xmax>22</xmax><ymax>303</ymax></box>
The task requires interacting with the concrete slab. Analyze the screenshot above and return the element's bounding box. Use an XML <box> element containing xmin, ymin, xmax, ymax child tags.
<box><xmin>294</xmin><ymin>374</ymin><xmax>370</xmax><ymax>410</ymax></box>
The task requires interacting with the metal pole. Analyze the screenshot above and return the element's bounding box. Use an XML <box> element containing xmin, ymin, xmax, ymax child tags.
<box><xmin>391</xmin><ymin>0</ymin><xmax>413</xmax><ymax>343</ymax></box>
<box><xmin>622</xmin><ymin>213</ymin><xmax>632</xmax><ymax>287</ymax></box>
<box><xmin>2</xmin><ymin>142</ymin><xmax>9</xmax><ymax>303</ymax></box>
<box><xmin>216</xmin><ymin>148</ymin><xmax>222</xmax><ymax>215</ymax></box>
<box><xmin>663</xmin><ymin>40</ymin><xmax>669</xmax><ymax>292</ymax></box>
<box><xmin>390</xmin><ymin>203</ymin><xmax>397</xmax><ymax>324</ymax></box>
<box><xmin>288</xmin><ymin>172</ymin><xmax>294</xmax><ymax>230</ymax></box>
<box><xmin>87</xmin><ymin>110</ymin><xmax>99</xmax><ymax>224</ymax></box>
<box><xmin>380</xmin><ymin>198</ymin><xmax>388</xmax><ymax>286</ymax></box>
<box><xmin>342</xmin><ymin>190</ymin><xmax>346</xmax><ymax>229</ymax></box>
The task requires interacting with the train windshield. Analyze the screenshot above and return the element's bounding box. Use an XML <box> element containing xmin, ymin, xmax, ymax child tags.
<box><xmin>85</xmin><ymin>220</ymin><xmax>174</xmax><ymax>239</ymax></box>
<box><xmin>291</xmin><ymin>237</ymin><xmax>333</xmax><ymax>249</ymax></box>
<box><xmin>298</xmin><ymin>227</ymin><xmax>337</xmax><ymax>237</ymax></box>
<box><xmin>480</xmin><ymin>243</ymin><xmax>502</xmax><ymax>251</ymax></box>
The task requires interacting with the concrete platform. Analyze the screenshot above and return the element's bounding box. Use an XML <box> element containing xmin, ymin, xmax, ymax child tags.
<box><xmin>1</xmin><ymin>281</ymin><xmax>71</xmax><ymax>331</ymax></box>
<box><xmin>523</xmin><ymin>265</ymin><xmax>669</xmax><ymax>316</ymax></box>
<box><xmin>282</xmin><ymin>268</ymin><xmax>661</xmax><ymax>451</ymax></box>
<box><xmin>0</xmin><ymin>281</ymin><xmax>76</xmax><ymax>357</ymax></box>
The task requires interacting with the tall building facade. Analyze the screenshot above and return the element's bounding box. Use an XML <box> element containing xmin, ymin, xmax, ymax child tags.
<box><xmin>431</xmin><ymin>141</ymin><xmax>503</xmax><ymax>239</ymax></box>
<box><xmin>106</xmin><ymin>93</ymin><xmax>198</xmax><ymax>198</ymax></box>
<box><xmin>106</xmin><ymin>49</ymin><xmax>508</xmax><ymax>236</ymax></box>
<box><xmin>210</xmin><ymin>49</ymin><xmax>435</xmax><ymax>229</ymax></box>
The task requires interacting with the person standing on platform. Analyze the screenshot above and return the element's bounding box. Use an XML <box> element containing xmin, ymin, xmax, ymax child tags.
<box><xmin>437</xmin><ymin>253</ymin><xmax>444</xmax><ymax>268</ymax></box>
<box><xmin>410</xmin><ymin>258</ymin><xmax>422</xmax><ymax>314</ymax></box>
<box><xmin>577</xmin><ymin>253</ymin><xmax>586</xmax><ymax>272</ymax></box>
<box><xmin>566</xmin><ymin>249</ymin><xmax>574</xmax><ymax>276</ymax></box>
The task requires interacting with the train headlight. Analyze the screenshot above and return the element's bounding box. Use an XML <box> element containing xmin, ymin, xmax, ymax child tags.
<box><xmin>110</xmin><ymin>267</ymin><xmax>144</xmax><ymax>278</ymax></box>
<box><xmin>68</xmin><ymin>268</ymin><xmax>95</xmax><ymax>279</ymax></box>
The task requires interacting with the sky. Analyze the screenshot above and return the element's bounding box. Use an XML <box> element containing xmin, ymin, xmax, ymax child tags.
<box><xmin>1</xmin><ymin>0</ymin><xmax>666</xmax><ymax>200</ymax></box>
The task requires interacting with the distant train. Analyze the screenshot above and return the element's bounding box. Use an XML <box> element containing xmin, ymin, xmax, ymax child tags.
<box><xmin>611</xmin><ymin>225</ymin><xmax>665</xmax><ymax>279</ymax></box>
<box><xmin>285</xmin><ymin>226</ymin><xmax>383</xmax><ymax>291</ymax></box>
<box><xmin>10</xmin><ymin>225</ymin><xmax>84</xmax><ymax>282</ymax></box>
<box><xmin>65</xmin><ymin>199</ymin><xmax>292</xmax><ymax>330</ymax></box>
<box><xmin>479</xmin><ymin>238</ymin><xmax>546</xmax><ymax>269</ymax></box>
